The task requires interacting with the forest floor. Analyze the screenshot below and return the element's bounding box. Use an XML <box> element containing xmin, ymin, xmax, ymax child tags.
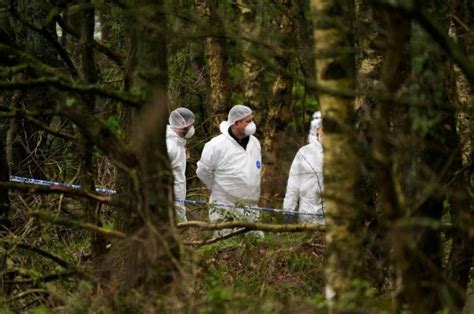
<box><xmin>2</xmin><ymin>197</ymin><xmax>472</xmax><ymax>313</ymax></box>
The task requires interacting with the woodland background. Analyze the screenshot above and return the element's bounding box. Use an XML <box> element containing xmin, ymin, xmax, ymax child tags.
<box><xmin>0</xmin><ymin>0</ymin><xmax>472</xmax><ymax>313</ymax></box>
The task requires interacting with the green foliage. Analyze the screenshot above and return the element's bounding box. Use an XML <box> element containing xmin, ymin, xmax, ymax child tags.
<box><xmin>337</xmin><ymin>279</ymin><xmax>379</xmax><ymax>312</ymax></box>
<box><xmin>61</xmin><ymin>281</ymin><xmax>93</xmax><ymax>314</ymax></box>
<box><xmin>32</xmin><ymin>306</ymin><xmax>53</xmax><ymax>314</ymax></box>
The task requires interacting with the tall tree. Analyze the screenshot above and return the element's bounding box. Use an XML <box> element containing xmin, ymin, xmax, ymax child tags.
<box><xmin>77</xmin><ymin>0</ymin><xmax>107</xmax><ymax>264</ymax></box>
<box><xmin>354</xmin><ymin>0</ymin><xmax>386</xmax><ymax>289</ymax></box>
<box><xmin>115</xmin><ymin>0</ymin><xmax>180</xmax><ymax>288</ymax></box>
<box><xmin>311</xmin><ymin>0</ymin><xmax>364</xmax><ymax>310</ymax></box>
<box><xmin>371</xmin><ymin>5</ymin><xmax>412</xmax><ymax>311</ymax></box>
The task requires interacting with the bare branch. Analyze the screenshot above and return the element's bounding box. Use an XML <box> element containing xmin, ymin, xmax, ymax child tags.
<box><xmin>25</xmin><ymin>117</ymin><xmax>78</xmax><ymax>142</ymax></box>
<box><xmin>177</xmin><ymin>220</ymin><xmax>326</xmax><ymax>232</ymax></box>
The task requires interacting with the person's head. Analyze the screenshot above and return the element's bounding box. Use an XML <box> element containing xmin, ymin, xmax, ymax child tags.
<box><xmin>169</xmin><ymin>107</ymin><xmax>195</xmax><ymax>138</ymax></box>
<box><xmin>310</xmin><ymin>115</ymin><xmax>323</xmax><ymax>143</ymax></box>
<box><xmin>228</xmin><ymin>104</ymin><xmax>256</xmax><ymax>138</ymax></box>
<box><xmin>313</xmin><ymin>111</ymin><xmax>322</xmax><ymax>120</ymax></box>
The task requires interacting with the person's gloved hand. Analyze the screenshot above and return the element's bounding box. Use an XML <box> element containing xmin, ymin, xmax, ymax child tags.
<box><xmin>283</xmin><ymin>211</ymin><xmax>295</xmax><ymax>224</ymax></box>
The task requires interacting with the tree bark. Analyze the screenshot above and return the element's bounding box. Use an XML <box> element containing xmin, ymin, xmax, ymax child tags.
<box><xmin>237</xmin><ymin>0</ymin><xmax>266</xmax><ymax>119</ymax></box>
<box><xmin>354</xmin><ymin>0</ymin><xmax>386</xmax><ymax>290</ymax></box>
<box><xmin>311</xmin><ymin>0</ymin><xmax>363</xmax><ymax>311</ymax></box>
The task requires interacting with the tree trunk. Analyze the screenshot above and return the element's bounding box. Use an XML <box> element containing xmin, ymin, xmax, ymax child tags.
<box><xmin>77</xmin><ymin>0</ymin><xmax>107</xmax><ymax>265</ymax></box>
<box><xmin>354</xmin><ymin>0</ymin><xmax>386</xmax><ymax>290</ymax></box>
<box><xmin>445</xmin><ymin>0</ymin><xmax>474</xmax><ymax>310</ymax></box>
<box><xmin>262</xmin><ymin>0</ymin><xmax>295</xmax><ymax>200</ymax></box>
<box><xmin>311</xmin><ymin>0</ymin><xmax>363</xmax><ymax>310</ymax></box>
<box><xmin>196</xmin><ymin>0</ymin><xmax>230</xmax><ymax>131</ymax></box>
<box><xmin>113</xmin><ymin>0</ymin><xmax>180</xmax><ymax>289</ymax></box>
<box><xmin>237</xmin><ymin>0</ymin><xmax>266</xmax><ymax>120</ymax></box>
<box><xmin>0</xmin><ymin>126</ymin><xmax>10</xmax><ymax>231</ymax></box>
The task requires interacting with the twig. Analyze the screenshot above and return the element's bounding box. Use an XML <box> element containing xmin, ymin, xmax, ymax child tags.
<box><xmin>6</xmin><ymin>289</ymin><xmax>49</xmax><ymax>303</ymax></box>
<box><xmin>181</xmin><ymin>228</ymin><xmax>249</xmax><ymax>246</ymax></box>
<box><xmin>177</xmin><ymin>220</ymin><xmax>326</xmax><ymax>232</ymax></box>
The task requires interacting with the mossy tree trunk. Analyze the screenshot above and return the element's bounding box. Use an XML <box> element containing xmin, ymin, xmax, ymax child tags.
<box><xmin>311</xmin><ymin>0</ymin><xmax>363</xmax><ymax>311</ymax></box>
<box><xmin>196</xmin><ymin>0</ymin><xmax>230</xmax><ymax>131</ymax></box>
<box><xmin>445</xmin><ymin>0</ymin><xmax>474</xmax><ymax>310</ymax></box>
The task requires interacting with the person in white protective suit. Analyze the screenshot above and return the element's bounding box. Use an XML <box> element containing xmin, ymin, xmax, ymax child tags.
<box><xmin>283</xmin><ymin>113</ymin><xmax>325</xmax><ymax>224</ymax></box>
<box><xmin>196</xmin><ymin>104</ymin><xmax>262</xmax><ymax>228</ymax></box>
<box><xmin>166</xmin><ymin>107</ymin><xmax>195</xmax><ymax>222</ymax></box>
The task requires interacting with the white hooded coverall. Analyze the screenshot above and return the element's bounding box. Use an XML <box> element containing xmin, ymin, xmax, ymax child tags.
<box><xmin>283</xmin><ymin>135</ymin><xmax>324</xmax><ymax>224</ymax></box>
<box><xmin>166</xmin><ymin>125</ymin><xmax>188</xmax><ymax>222</ymax></box>
<box><xmin>196</xmin><ymin>121</ymin><xmax>262</xmax><ymax>222</ymax></box>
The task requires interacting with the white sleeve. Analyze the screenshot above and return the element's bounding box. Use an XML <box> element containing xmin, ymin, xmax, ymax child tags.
<box><xmin>196</xmin><ymin>141</ymin><xmax>217</xmax><ymax>190</ymax></box>
<box><xmin>283</xmin><ymin>152</ymin><xmax>301</xmax><ymax>211</ymax></box>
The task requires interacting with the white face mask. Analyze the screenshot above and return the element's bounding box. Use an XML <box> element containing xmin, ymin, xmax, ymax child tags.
<box><xmin>244</xmin><ymin>122</ymin><xmax>256</xmax><ymax>136</ymax></box>
<box><xmin>184</xmin><ymin>125</ymin><xmax>195</xmax><ymax>138</ymax></box>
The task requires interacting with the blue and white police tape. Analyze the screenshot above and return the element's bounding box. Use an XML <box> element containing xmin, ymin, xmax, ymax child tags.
<box><xmin>177</xmin><ymin>199</ymin><xmax>325</xmax><ymax>218</ymax></box>
<box><xmin>9</xmin><ymin>175</ymin><xmax>325</xmax><ymax>218</ymax></box>
<box><xmin>9</xmin><ymin>175</ymin><xmax>117</xmax><ymax>195</ymax></box>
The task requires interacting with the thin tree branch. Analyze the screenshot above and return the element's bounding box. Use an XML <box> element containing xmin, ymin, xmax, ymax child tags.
<box><xmin>30</xmin><ymin>210</ymin><xmax>127</xmax><ymax>239</ymax></box>
<box><xmin>177</xmin><ymin>220</ymin><xmax>326</xmax><ymax>232</ymax></box>
<box><xmin>3</xmin><ymin>271</ymin><xmax>76</xmax><ymax>285</ymax></box>
<box><xmin>0</xmin><ymin>240</ymin><xmax>72</xmax><ymax>269</ymax></box>
<box><xmin>0</xmin><ymin>77</ymin><xmax>142</xmax><ymax>107</ymax></box>
<box><xmin>6</xmin><ymin>289</ymin><xmax>49</xmax><ymax>303</ymax></box>
<box><xmin>0</xmin><ymin>181</ymin><xmax>117</xmax><ymax>205</ymax></box>
<box><xmin>0</xmin><ymin>106</ymin><xmax>58</xmax><ymax>118</ymax></box>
